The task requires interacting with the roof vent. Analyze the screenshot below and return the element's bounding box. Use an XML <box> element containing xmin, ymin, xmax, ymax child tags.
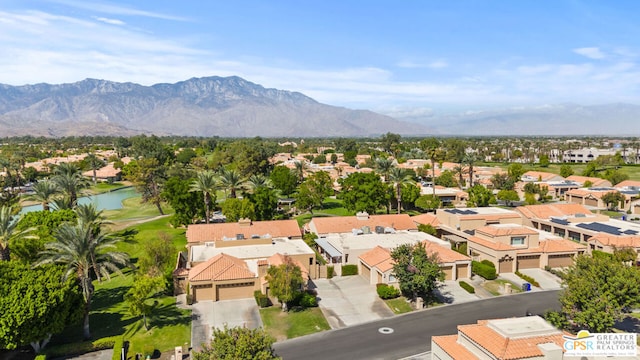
<box><xmin>375</xmin><ymin>226</ymin><xmax>384</xmax><ymax>234</ymax></box>
<box><xmin>362</xmin><ymin>226</ymin><xmax>371</xmax><ymax>234</ymax></box>
<box><xmin>236</xmin><ymin>233</ymin><xmax>245</xmax><ymax>240</ymax></box>
<box><xmin>356</xmin><ymin>211</ymin><xmax>370</xmax><ymax>220</ymax></box>
<box><xmin>238</xmin><ymin>218</ymin><xmax>252</xmax><ymax>227</ymax></box>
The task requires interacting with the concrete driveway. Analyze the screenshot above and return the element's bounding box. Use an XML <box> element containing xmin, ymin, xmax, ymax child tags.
<box><xmin>313</xmin><ymin>276</ymin><xmax>394</xmax><ymax>329</ymax></box>
<box><xmin>500</xmin><ymin>268</ymin><xmax>562</xmax><ymax>292</ymax></box>
<box><xmin>435</xmin><ymin>280</ymin><xmax>481</xmax><ymax>304</ymax></box>
<box><xmin>191</xmin><ymin>299</ymin><xmax>262</xmax><ymax>351</ymax></box>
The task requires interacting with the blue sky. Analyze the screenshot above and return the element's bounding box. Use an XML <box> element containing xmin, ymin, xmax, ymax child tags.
<box><xmin>2</xmin><ymin>0</ymin><xmax>640</xmax><ymax>116</ymax></box>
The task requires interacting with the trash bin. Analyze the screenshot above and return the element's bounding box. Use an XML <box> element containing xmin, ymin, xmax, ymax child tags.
<box><xmin>522</xmin><ymin>282</ymin><xmax>531</xmax><ymax>292</ymax></box>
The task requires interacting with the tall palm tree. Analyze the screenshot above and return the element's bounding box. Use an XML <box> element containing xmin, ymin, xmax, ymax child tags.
<box><xmin>452</xmin><ymin>165</ymin><xmax>465</xmax><ymax>189</ymax></box>
<box><xmin>293</xmin><ymin>161</ymin><xmax>307</xmax><ymax>183</ymax></box>
<box><xmin>85</xmin><ymin>153</ymin><xmax>104</xmax><ymax>185</ymax></box>
<box><xmin>32</xmin><ymin>179</ymin><xmax>59</xmax><ymax>212</ymax></box>
<box><xmin>421</xmin><ymin>138</ymin><xmax>441</xmax><ymax>198</ymax></box>
<box><xmin>388</xmin><ymin>168</ymin><xmax>415</xmax><ymax>214</ymax></box>
<box><xmin>36</xmin><ymin>223</ymin><xmax>129</xmax><ymax>340</ymax></box>
<box><xmin>189</xmin><ymin>170</ymin><xmax>217</xmax><ymax>224</ymax></box>
<box><xmin>75</xmin><ymin>203</ymin><xmax>112</xmax><ymax>282</ymax></box>
<box><xmin>462</xmin><ymin>153</ymin><xmax>478</xmax><ymax>188</ymax></box>
<box><xmin>375</xmin><ymin>158</ymin><xmax>394</xmax><ymax>182</ymax></box>
<box><xmin>53</xmin><ymin>162</ymin><xmax>90</xmax><ymax>208</ymax></box>
<box><xmin>218</xmin><ymin>168</ymin><xmax>245</xmax><ymax>199</ymax></box>
<box><xmin>0</xmin><ymin>206</ymin><xmax>33</xmax><ymax>261</ymax></box>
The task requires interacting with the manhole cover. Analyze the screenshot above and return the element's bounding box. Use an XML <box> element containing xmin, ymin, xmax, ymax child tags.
<box><xmin>378</xmin><ymin>327</ymin><xmax>394</xmax><ymax>334</ymax></box>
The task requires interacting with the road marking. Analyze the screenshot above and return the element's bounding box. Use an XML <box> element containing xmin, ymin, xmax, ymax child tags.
<box><xmin>378</xmin><ymin>327</ymin><xmax>394</xmax><ymax>334</ymax></box>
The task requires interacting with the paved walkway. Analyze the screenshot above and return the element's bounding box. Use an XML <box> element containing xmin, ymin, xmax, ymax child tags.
<box><xmin>499</xmin><ymin>269</ymin><xmax>562</xmax><ymax>292</ymax></box>
<box><xmin>313</xmin><ymin>276</ymin><xmax>394</xmax><ymax>329</ymax></box>
<box><xmin>55</xmin><ymin>349</ymin><xmax>113</xmax><ymax>360</ymax></box>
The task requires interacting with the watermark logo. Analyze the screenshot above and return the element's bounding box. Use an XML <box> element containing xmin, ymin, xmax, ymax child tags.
<box><xmin>563</xmin><ymin>330</ymin><xmax>637</xmax><ymax>357</ymax></box>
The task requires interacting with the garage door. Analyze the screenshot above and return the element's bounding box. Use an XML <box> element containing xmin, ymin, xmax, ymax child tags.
<box><xmin>361</xmin><ymin>263</ymin><xmax>372</xmax><ymax>283</ymax></box>
<box><xmin>377</xmin><ymin>271</ymin><xmax>383</xmax><ymax>284</ymax></box>
<box><xmin>193</xmin><ymin>284</ymin><xmax>214</xmax><ymax>302</ymax></box>
<box><xmin>216</xmin><ymin>282</ymin><xmax>255</xmax><ymax>301</ymax></box>
<box><xmin>585</xmin><ymin>198</ymin><xmax>598</xmax><ymax>207</ymax></box>
<box><xmin>456</xmin><ymin>263</ymin><xmax>469</xmax><ymax>279</ymax></box>
<box><xmin>499</xmin><ymin>258</ymin><xmax>513</xmax><ymax>273</ymax></box>
<box><xmin>442</xmin><ymin>266</ymin><xmax>453</xmax><ymax>280</ymax></box>
<box><xmin>548</xmin><ymin>254</ymin><xmax>573</xmax><ymax>268</ymax></box>
<box><xmin>517</xmin><ymin>255</ymin><xmax>540</xmax><ymax>269</ymax></box>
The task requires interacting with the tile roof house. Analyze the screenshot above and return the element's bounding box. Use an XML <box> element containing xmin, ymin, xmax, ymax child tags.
<box><xmin>306</xmin><ymin>212</ymin><xmax>417</xmax><ymax>236</ymax></box>
<box><xmin>187</xmin><ymin>218</ymin><xmax>302</xmax><ymax>244</ymax></box>
<box><xmin>521</xmin><ymin>171</ymin><xmax>565</xmax><ymax>183</ymax></box>
<box><xmin>565</xmin><ymin>175</ymin><xmax>612</xmax><ymax>188</ymax></box>
<box><xmin>358</xmin><ymin>240</ymin><xmax>471</xmax><ymax>284</ymax></box>
<box><xmin>564</xmin><ymin>188</ymin><xmax>632</xmax><ymax>211</ymax></box>
<box><xmin>81</xmin><ymin>162</ymin><xmax>122</xmax><ymax>182</ymax></box>
<box><xmin>431</xmin><ymin>316</ymin><xmax>566</xmax><ymax>360</ymax></box>
<box><xmin>188</xmin><ymin>253</ymin><xmax>258</xmax><ymax>302</ymax></box>
<box><xmin>466</xmin><ymin>224</ymin><xmax>586</xmax><ymax>273</ymax></box>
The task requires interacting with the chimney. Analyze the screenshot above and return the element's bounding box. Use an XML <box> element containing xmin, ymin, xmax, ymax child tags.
<box><xmin>356</xmin><ymin>211</ymin><xmax>369</xmax><ymax>220</ymax></box>
<box><xmin>238</xmin><ymin>218</ymin><xmax>252</xmax><ymax>227</ymax></box>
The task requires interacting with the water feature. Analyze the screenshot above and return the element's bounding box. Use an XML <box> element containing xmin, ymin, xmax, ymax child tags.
<box><xmin>21</xmin><ymin>187</ymin><xmax>138</xmax><ymax>213</ymax></box>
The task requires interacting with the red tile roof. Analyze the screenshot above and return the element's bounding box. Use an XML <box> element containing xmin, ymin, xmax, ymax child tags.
<box><xmin>516</xmin><ymin>203</ymin><xmax>592</xmax><ymax>219</ymax></box>
<box><xmin>310</xmin><ymin>214</ymin><xmax>417</xmax><ymax>234</ymax></box>
<box><xmin>467</xmin><ymin>236</ymin><xmax>514</xmax><ymax>251</ymax></box>
<box><xmin>189</xmin><ymin>253</ymin><xmax>255</xmax><ymax>282</ymax></box>
<box><xmin>432</xmin><ymin>335</ymin><xmax>480</xmax><ymax>360</ymax></box>
<box><xmin>411</xmin><ymin>213</ymin><xmax>440</xmax><ymax>226</ymax></box>
<box><xmin>359</xmin><ymin>246</ymin><xmax>394</xmax><ymax>272</ymax></box>
<box><xmin>187</xmin><ymin>219</ymin><xmax>301</xmax><ymax>243</ymax></box>
<box><xmin>519</xmin><ymin>239</ymin><xmax>586</xmax><ymax>254</ymax></box>
<box><xmin>590</xmin><ymin>233</ymin><xmax>640</xmax><ymax>248</ymax></box>
<box><xmin>421</xmin><ymin>241</ymin><xmax>470</xmax><ymax>263</ymax></box>
<box><xmin>267</xmin><ymin>253</ymin><xmax>309</xmax><ymax>279</ymax></box>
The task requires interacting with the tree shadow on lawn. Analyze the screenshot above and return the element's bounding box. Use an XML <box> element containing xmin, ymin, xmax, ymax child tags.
<box><xmin>48</xmin><ymin>311</ymin><xmax>137</xmax><ymax>345</ymax></box>
<box><xmin>147</xmin><ymin>301</ymin><xmax>191</xmax><ymax>329</ymax></box>
<box><xmin>91</xmin><ymin>285</ymin><xmax>129</xmax><ymax>311</ymax></box>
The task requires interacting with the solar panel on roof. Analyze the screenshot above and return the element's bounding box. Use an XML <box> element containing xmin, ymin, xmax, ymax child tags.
<box><xmin>550</xmin><ymin>218</ymin><xmax>570</xmax><ymax>225</ymax></box>
<box><xmin>575</xmin><ymin>222</ymin><xmax>622</xmax><ymax>235</ymax></box>
<box><xmin>622</xmin><ymin>229</ymin><xmax>639</xmax><ymax>235</ymax></box>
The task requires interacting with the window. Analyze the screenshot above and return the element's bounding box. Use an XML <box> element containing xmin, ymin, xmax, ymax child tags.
<box><xmin>388</xmin><ymin>274</ymin><xmax>396</xmax><ymax>282</ymax></box>
<box><xmin>510</xmin><ymin>237</ymin><xmax>525</xmax><ymax>246</ymax></box>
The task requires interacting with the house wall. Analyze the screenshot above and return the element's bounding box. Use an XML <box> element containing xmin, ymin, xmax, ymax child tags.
<box><xmin>191</xmin><ymin>278</ymin><xmax>259</xmax><ymax>302</ymax></box>
<box><xmin>430</xmin><ymin>341</ymin><xmax>455</xmax><ymax>360</ymax></box>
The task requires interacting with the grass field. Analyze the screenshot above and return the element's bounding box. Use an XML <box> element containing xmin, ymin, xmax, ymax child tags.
<box><xmin>481</xmin><ymin>162</ymin><xmax>640</xmax><ymax>181</ymax></box>
<box><xmin>104</xmin><ymin>196</ymin><xmax>173</xmax><ymax>223</ymax></box>
<box><xmin>384</xmin><ymin>297</ymin><xmax>413</xmax><ymax>314</ymax></box>
<box><xmin>260</xmin><ymin>307</ymin><xmax>330</xmax><ymax>342</ymax></box>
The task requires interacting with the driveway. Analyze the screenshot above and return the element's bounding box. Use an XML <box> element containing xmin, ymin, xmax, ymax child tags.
<box><xmin>435</xmin><ymin>280</ymin><xmax>481</xmax><ymax>304</ymax></box>
<box><xmin>500</xmin><ymin>269</ymin><xmax>562</xmax><ymax>292</ymax></box>
<box><xmin>313</xmin><ymin>276</ymin><xmax>394</xmax><ymax>329</ymax></box>
<box><xmin>191</xmin><ymin>299</ymin><xmax>262</xmax><ymax>351</ymax></box>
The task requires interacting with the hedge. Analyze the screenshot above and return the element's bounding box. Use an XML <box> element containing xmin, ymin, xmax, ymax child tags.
<box><xmin>341</xmin><ymin>264</ymin><xmax>358</xmax><ymax>276</ymax></box>
<box><xmin>45</xmin><ymin>336</ymin><xmax>118</xmax><ymax>358</ymax></box>
<box><xmin>459</xmin><ymin>281</ymin><xmax>475</xmax><ymax>294</ymax></box>
<box><xmin>515</xmin><ymin>271</ymin><xmax>540</xmax><ymax>287</ymax></box>
<box><xmin>471</xmin><ymin>261</ymin><xmax>497</xmax><ymax>280</ymax></box>
<box><xmin>254</xmin><ymin>290</ymin><xmax>270</xmax><ymax>308</ymax></box>
<box><xmin>480</xmin><ymin>259</ymin><xmax>496</xmax><ymax>268</ymax></box>
<box><xmin>376</xmin><ymin>283</ymin><xmax>400</xmax><ymax>299</ymax></box>
<box><xmin>327</xmin><ymin>266</ymin><xmax>335</xmax><ymax>279</ymax></box>
<box><xmin>300</xmin><ymin>292</ymin><xmax>318</xmax><ymax>307</ymax></box>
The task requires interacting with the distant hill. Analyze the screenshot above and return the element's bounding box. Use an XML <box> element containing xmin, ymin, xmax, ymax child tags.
<box><xmin>398</xmin><ymin>103</ymin><xmax>640</xmax><ymax>136</ymax></box>
<box><xmin>0</xmin><ymin>76</ymin><xmax>431</xmax><ymax>137</ymax></box>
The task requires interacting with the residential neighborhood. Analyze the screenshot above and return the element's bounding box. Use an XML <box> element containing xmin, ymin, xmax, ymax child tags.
<box><xmin>1</xmin><ymin>135</ymin><xmax>639</xmax><ymax>360</ymax></box>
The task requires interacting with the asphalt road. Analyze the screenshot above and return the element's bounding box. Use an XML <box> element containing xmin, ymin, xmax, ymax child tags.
<box><xmin>274</xmin><ymin>290</ymin><xmax>561</xmax><ymax>360</ymax></box>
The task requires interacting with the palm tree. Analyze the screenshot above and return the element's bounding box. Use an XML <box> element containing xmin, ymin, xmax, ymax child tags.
<box><xmin>246</xmin><ymin>174</ymin><xmax>273</xmax><ymax>193</ymax></box>
<box><xmin>75</xmin><ymin>203</ymin><xmax>112</xmax><ymax>282</ymax></box>
<box><xmin>375</xmin><ymin>158</ymin><xmax>394</xmax><ymax>182</ymax></box>
<box><xmin>36</xmin><ymin>223</ymin><xmax>130</xmax><ymax>340</ymax></box>
<box><xmin>421</xmin><ymin>138</ymin><xmax>441</xmax><ymax>198</ymax></box>
<box><xmin>293</xmin><ymin>161</ymin><xmax>307</xmax><ymax>183</ymax></box>
<box><xmin>190</xmin><ymin>170</ymin><xmax>217</xmax><ymax>224</ymax></box>
<box><xmin>452</xmin><ymin>165</ymin><xmax>465</xmax><ymax>189</ymax></box>
<box><xmin>32</xmin><ymin>179</ymin><xmax>59</xmax><ymax>212</ymax></box>
<box><xmin>0</xmin><ymin>206</ymin><xmax>33</xmax><ymax>261</ymax></box>
<box><xmin>53</xmin><ymin>162</ymin><xmax>90</xmax><ymax>207</ymax></box>
<box><xmin>85</xmin><ymin>153</ymin><xmax>104</xmax><ymax>185</ymax></box>
<box><xmin>462</xmin><ymin>153</ymin><xmax>478</xmax><ymax>188</ymax></box>
<box><xmin>218</xmin><ymin>168</ymin><xmax>245</xmax><ymax>199</ymax></box>
<box><xmin>388</xmin><ymin>168</ymin><xmax>415</xmax><ymax>214</ymax></box>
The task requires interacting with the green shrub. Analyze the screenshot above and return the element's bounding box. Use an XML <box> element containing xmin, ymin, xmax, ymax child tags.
<box><xmin>472</xmin><ymin>261</ymin><xmax>497</xmax><ymax>280</ymax></box>
<box><xmin>592</xmin><ymin>250</ymin><xmax>613</xmax><ymax>259</ymax></box>
<box><xmin>376</xmin><ymin>283</ymin><xmax>400</xmax><ymax>299</ymax></box>
<box><xmin>327</xmin><ymin>266</ymin><xmax>334</xmax><ymax>279</ymax></box>
<box><xmin>481</xmin><ymin>259</ymin><xmax>496</xmax><ymax>268</ymax></box>
<box><xmin>341</xmin><ymin>264</ymin><xmax>358</xmax><ymax>276</ymax></box>
<box><xmin>35</xmin><ymin>355</ymin><xmax>47</xmax><ymax>360</ymax></box>
<box><xmin>46</xmin><ymin>336</ymin><xmax>119</xmax><ymax>358</ymax></box>
<box><xmin>453</xmin><ymin>243</ymin><xmax>467</xmax><ymax>256</ymax></box>
<box><xmin>254</xmin><ymin>290</ymin><xmax>270</xmax><ymax>308</ymax></box>
<box><xmin>300</xmin><ymin>292</ymin><xmax>318</xmax><ymax>307</ymax></box>
<box><xmin>515</xmin><ymin>271</ymin><xmax>540</xmax><ymax>287</ymax></box>
<box><xmin>459</xmin><ymin>281</ymin><xmax>475</xmax><ymax>294</ymax></box>
<box><xmin>112</xmin><ymin>337</ymin><xmax>124</xmax><ymax>360</ymax></box>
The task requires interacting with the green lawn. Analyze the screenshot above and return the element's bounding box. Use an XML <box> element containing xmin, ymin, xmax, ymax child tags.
<box><xmin>104</xmin><ymin>196</ymin><xmax>173</xmax><ymax>223</ymax></box>
<box><xmin>481</xmin><ymin>279</ymin><xmax>523</xmax><ymax>296</ymax></box>
<box><xmin>482</xmin><ymin>162</ymin><xmax>640</xmax><ymax>181</ymax></box>
<box><xmin>87</xmin><ymin>182</ymin><xmax>128</xmax><ymax>194</ymax></box>
<box><xmin>384</xmin><ymin>297</ymin><xmax>413</xmax><ymax>314</ymax></box>
<box><xmin>259</xmin><ymin>307</ymin><xmax>330</xmax><ymax>342</ymax></box>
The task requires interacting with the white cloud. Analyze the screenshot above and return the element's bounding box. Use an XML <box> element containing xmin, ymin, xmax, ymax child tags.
<box><xmin>573</xmin><ymin>47</ymin><xmax>606</xmax><ymax>59</ymax></box>
<box><xmin>48</xmin><ymin>0</ymin><xmax>189</xmax><ymax>21</ymax></box>
<box><xmin>396</xmin><ymin>59</ymin><xmax>448</xmax><ymax>69</ymax></box>
<box><xmin>93</xmin><ymin>16</ymin><xmax>125</xmax><ymax>26</ymax></box>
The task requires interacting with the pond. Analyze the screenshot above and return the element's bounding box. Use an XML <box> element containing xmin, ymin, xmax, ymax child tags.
<box><xmin>21</xmin><ymin>187</ymin><xmax>139</xmax><ymax>213</ymax></box>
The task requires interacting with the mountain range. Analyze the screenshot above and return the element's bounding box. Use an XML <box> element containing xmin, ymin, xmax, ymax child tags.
<box><xmin>0</xmin><ymin>77</ymin><xmax>431</xmax><ymax>137</ymax></box>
